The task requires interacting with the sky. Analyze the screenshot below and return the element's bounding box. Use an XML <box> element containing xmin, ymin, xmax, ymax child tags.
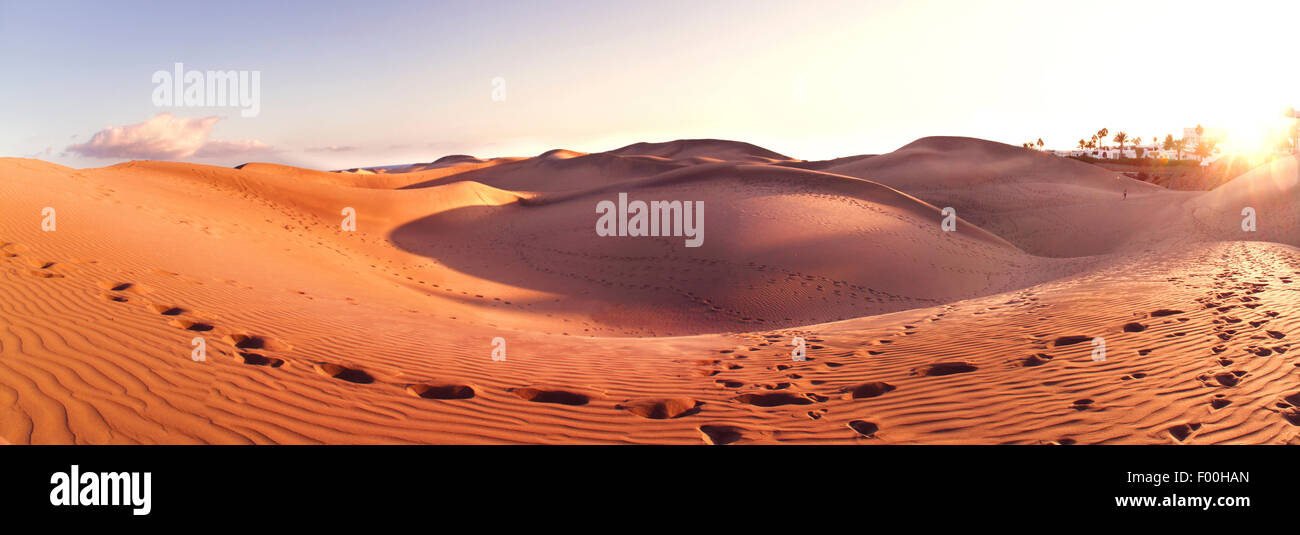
<box><xmin>2</xmin><ymin>0</ymin><xmax>1298</xmax><ymax>169</ymax></box>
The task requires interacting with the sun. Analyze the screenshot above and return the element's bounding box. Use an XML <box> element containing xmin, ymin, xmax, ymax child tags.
<box><xmin>1210</xmin><ymin>106</ymin><xmax>1297</xmax><ymax>158</ymax></box>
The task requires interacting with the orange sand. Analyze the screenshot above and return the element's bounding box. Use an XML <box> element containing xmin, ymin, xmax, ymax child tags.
<box><xmin>1</xmin><ymin>137</ymin><xmax>1298</xmax><ymax>444</ymax></box>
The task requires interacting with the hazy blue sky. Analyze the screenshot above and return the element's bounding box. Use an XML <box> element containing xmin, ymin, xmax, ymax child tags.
<box><xmin>2</xmin><ymin>0</ymin><xmax>1298</xmax><ymax>169</ymax></box>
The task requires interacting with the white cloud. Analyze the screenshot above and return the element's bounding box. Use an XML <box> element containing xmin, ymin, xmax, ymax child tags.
<box><xmin>66</xmin><ymin>113</ymin><xmax>271</xmax><ymax>160</ymax></box>
<box><xmin>305</xmin><ymin>145</ymin><xmax>358</xmax><ymax>153</ymax></box>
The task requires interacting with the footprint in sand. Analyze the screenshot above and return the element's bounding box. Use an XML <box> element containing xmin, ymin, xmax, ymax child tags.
<box><xmin>1275</xmin><ymin>393</ymin><xmax>1300</xmax><ymax>425</ymax></box>
<box><xmin>733</xmin><ymin>392</ymin><xmax>819</xmax><ymax>407</ymax></box>
<box><xmin>312</xmin><ymin>363</ymin><xmax>375</xmax><ymax>384</ymax></box>
<box><xmin>848</xmin><ymin>420</ymin><xmax>880</xmax><ymax>438</ymax></box>
<box><xmin>406</xmin><ymin>383</ymin><xmax>476</xmax><ymax>400</ymax></box>
<box><xmin>1167</xmin><ymin>422</ymin><xmax>1201</xmax><ymax>442</ymax></box>
<box><xmin>839</xmin><ymin>381</ymin><xmax>896</xmax><ymax>399</ymax></box>
<box><xmin>146</xmin><ymin>303</ymin><xmax>185</xmax><ymax>316</ymax></box>
<box><xmin>699</xmin><ymin>425</ymin><xmax>744</xmax><ymax>445</ymax></box>
<box><xmin>223</xmin><ymin>333</ymin><xmax>292</xmax><ymax>352</ymax></box>
<box><xmin>25</xmin><ymin>269</ymin><xmax>64</xmax><ymax>279</ymax></box>
<box><xmin>1052</xmin><ymin>335</ymin><xmax>1092</xmax><ymax>346</ymax></box>
<box><xmin>1018</xmin><ymin>353</ymin><xmax>1054</xmax><ymax>367</ymax></box>
<box><xmin>234</xmin><ymin>351</ymin><xmax>285</xmax><ymax>368</ymax></box>
<box><xmin>96</xmin><ymin>281</ymin><xmax>151</xmax><ymax>295</ymax></box>
<box><xmin>911</xmin><ymin>362</ymin><xmax>977</xmax><ymax>376</ymax></box>
<box><xmin>1202</xmin><ymin>371</ymin><xmax>1246</xmax><ymax>387</ymax></box>
<box><xmin>510</xmin><ymin>387</ymin><xmax>590</xmax><ymax>406</ymax></box>
<box><xmin>168</xmin><ymin>319</ymin><xmax>213</xmax><ymax>332</ymax></box>
<box><xmin>616</xmin><ymin>398</ymin><xmax>701</xmax><ymax>419</ymax></box>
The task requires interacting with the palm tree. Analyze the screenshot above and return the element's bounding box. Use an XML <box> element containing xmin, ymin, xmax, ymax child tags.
<box><xmin>1113</xmin><ymin>132</ymin><xmax>1128</xmax><ymax>156</ymax></box>
<box><xmin>1078</xmin><ymin>139</ymin><xmax>1087</xmax><ymax>150</ymax></box>
<box><xmin>1194</xmin><ymin>140</ymin><xmax>1213</xmax><ymax>160</ymax></box>
<box><xmin>1098</xmin><ymin>128</ymin><xmax>1109</xmax><ymax>149</ymax></box>
<box><xmin>1036</xmin><ymin>138</ymin><xmax>1044</xmax><ymax>150</ymax></box>
<box><xmin>1133</xmin><ymin>137</ymin><xmax>1143</xmax><ymax>157</ymax></box>
<box><xmin>1163</xmin><ymin>134</ymin><xmax>1176</xmax><ymax>151</ymax></box>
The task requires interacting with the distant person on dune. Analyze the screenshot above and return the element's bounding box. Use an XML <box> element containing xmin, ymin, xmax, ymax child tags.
<box><xmin>1123</xmin><ymin>188</ymin><xmax>1127</xmax><ymax>200</ymax></box>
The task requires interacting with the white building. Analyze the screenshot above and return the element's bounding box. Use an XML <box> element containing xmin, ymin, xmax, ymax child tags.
<box><xmin>1182</xmin><ymin>127</ymin><xmax>1225</xmax><ymax>157</ymax></box>
<box><xmin>1077</xmin><ymin>148</ymin><xmax>1124</xmax><ymax>159</ymax></box>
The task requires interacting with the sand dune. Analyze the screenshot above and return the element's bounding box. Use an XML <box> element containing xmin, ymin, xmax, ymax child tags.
<box><xmin>339</xmin><ymin>154</ymin><xmax>504</xmax><ymax>175</ymax></box>
<box><xmin>396</xmin><ymin>151</ymin><xmax>687</xmax><ymax>192</ymax></box>
<box><xmin>2</xmin><ymin>138</ymin><xmax>1300</xmax><ymax>445</ymax></box>
<box><xmin>394</xmin><ymin>139</ymin><xmax>792</xmax><ymax>192</ymax></box>
<box><xmin>602</xmin><ymin>139</ymin><xmax>791</xmax><ymax>163</ymax></box>
<box><xmin>825</xmin><ymin>137</ymin><xmax>1175</xmax><ymax>256</ymax></box>
<box><xmin>1187</xmin><ymin>155</ymin><xmax>1300</xmax><ymax>245</ymax></box>
<box><xmin>392</xmin><ymin>161</ymin><xmax>1067</xmax><ymax>335</ymax></box>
